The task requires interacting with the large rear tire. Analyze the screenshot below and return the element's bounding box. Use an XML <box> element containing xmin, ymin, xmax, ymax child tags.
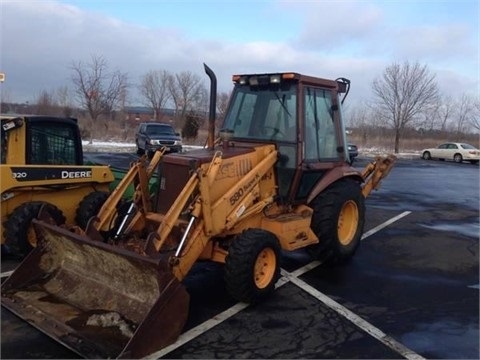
<box><xmin>75</xmin><ymin>191</ymin><xmax>109</xmax><ymax>229</ymax></box>
<box><xmin>224</xmin><ymin>229</ymin><xmax>281</xmax><ymax>304</ymax></box>
<box><xmin>3</xmin><ymin>202</ymin><xmax>65</xmax><ymax>258</ymax></box>
<box><xmin>307</xmin><ymin>178</ymin><xmax>365</xmax><ymax>265</ymax></box>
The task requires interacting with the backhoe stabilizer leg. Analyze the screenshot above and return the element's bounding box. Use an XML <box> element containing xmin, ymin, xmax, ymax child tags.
<box><xmin>361</xmin><ymin>154</ymin><xmax>397</xmax><ymax>197</ymax></box>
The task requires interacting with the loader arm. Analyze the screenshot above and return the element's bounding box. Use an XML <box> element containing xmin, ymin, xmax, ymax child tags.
<box><xmin>171</xmin><ymin>147</ymin><xmax>278</xmax><ymax>280</ymax></box>
<box><xmin>94</xmin><ymin>149</ymin><xmax>165</xmax><ymax>233</ymax></box>
<box><xmin>145</xmin><ymin>146</ymin><xmax>278</xmax><ymax>281</ymax></box>
<box><xmin>207</xmin><ymin>147</ymin><xmax>278</xmax><ymax>233</ymax></box>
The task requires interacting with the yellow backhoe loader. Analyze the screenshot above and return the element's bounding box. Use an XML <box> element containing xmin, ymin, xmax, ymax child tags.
<box><xmin>0</xmin><ymin>115</ymin><xmax>115</xmax><ymax>258</ymax></box>
<box><xmin>1</xmin><ymin>65</ymin><xmax>396</xmax><ymax>358</ymax></box>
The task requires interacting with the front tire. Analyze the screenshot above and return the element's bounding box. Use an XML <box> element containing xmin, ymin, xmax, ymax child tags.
<box><xmin>3</xmin><ymin>202</ymin><xmax>65</xmax><ymax>258</ymax></box>
<box><xmin>307</xmin><ymin>178</ymin><xmax>365</xmax><ymax>265</ymax></box>
<box><xmin>422</xmin><ymin>151</ymin><xmax>431</xmax><ymax>160</ymax></box>
<box><xmin>75</xmin><ymin>191</ymin><xmax>109</xmax><ymax>229</ymax></box>
<box><xmin>224</xmin><ymin>229</ymin><xmax>281</xmax><ymax>304</ymax></box>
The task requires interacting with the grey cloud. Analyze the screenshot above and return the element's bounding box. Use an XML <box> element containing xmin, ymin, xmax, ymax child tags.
<box><xmin>0</xmin><ymin>1</ymin><xmax>477</xmax><ymax>108</ymax></box>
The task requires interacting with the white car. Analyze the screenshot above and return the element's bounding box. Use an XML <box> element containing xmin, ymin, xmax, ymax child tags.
<box><xmin>421</xmin><ymin>142</ymin><xmax>480</xmax><ymax>164</ymax></box>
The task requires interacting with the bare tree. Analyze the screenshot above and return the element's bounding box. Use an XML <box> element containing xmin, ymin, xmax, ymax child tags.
<box><xmin>168</xmin><ymin>71</ymin><xmax>205</xmax><ymax>127</ymax></box>
<box><xmin>371</xmin><ymin>61</ymin><xmax>439</xmax><ymax>153</ymax></box>
<box><xmin>416</xmin><ymin>95</ymin><xmax>453</xmax><ymax>133</ymax></box>
<box><xmin>35</xmin><ymin>89</ymin><xmax>57</xmax><ymax>115</ymax></box>
<box><xmin>454</xmin><ymin>93</ymin><xmax>475</xmax><ymax>136</ymax></box>
<box><xmin>139</xmin><ymin>70</ymin><xmax>172</xmax><ymax>121</ymax></box>
<box><xmin>217</xmin><ymin>91</ymin><xmax>231</xmax><ymax>125</ymax></box>
<box><xmin>470</xmin><ymin>99</ymin><xmax>480</xmax><ymax>131</ymax></box>
<box><xmin>347</xmin><ymin>105</ymin><xmax>373</xmax><ymax>145</ymax></box>
<box><xmin>56</xmin><ymin>86</ymin><xmax>73</xmax><ymax>117</ymax></box>
<box><xmin>191</xmin><ymin>86</ymin><xmax>208</xmax><ymax>115</ymax></box>
<box><xmin>118</xmin><ymin>83</ymin><xmax>130</xmax><ymax>140</ymax></box>
<box><xmin>0</xmin><ymin>88</ymin><xmax>13</xmax><ymax>111</ymax></box>
<box><xmin>435</xmin><ymin>95</ymin><xmax>454</xmax><ymax>132</ymax></box>
<box><xmin>71</xmin><ymin>55</ymin><xmax>128</xmax><ymax>143</ymax></box>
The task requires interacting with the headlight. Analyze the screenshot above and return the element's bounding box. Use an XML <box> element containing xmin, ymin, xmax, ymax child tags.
<box><xmin>174</xmin><ymin>140</ymin><xmax>182</xmax><ymax>146</ymax></box>
<box><xmin>270</xmin><ymin>74</ymin><xmax>281</xmax><ymax>84</ymax></box>
<box><xmin>148</xmin><ymin>139</ymin><xmax>160</xmax><ymax>145</ymax></box>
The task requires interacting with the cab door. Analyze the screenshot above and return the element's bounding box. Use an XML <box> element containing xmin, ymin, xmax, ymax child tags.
<box><xmin>303</xmin><ymin>87</ymin><xmax>340</xmax><ymax>161</ymax></box>
<box><xmin>291</xmin><ymin>86</ymin><xmax>343</xmax><ymax>201</ymax></box>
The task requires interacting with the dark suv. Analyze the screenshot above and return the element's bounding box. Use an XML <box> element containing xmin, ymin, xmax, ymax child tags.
<box><xmin>135</xmin><ymin>122</ymin><xmax>182</xmax><ymax>157</ymax></box>
<box><xmin>347</xmin><ymin>143</ymin><xmax>358</xmax><ymax>164</ymax></box>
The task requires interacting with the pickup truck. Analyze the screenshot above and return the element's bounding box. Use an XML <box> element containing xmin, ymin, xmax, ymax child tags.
<box><xmin>135</xmin><ymin>122</ymin><xmax>182</xmax><ymax>157</ymax></box>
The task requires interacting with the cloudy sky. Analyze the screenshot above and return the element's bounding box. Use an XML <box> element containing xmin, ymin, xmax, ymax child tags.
<box><xmin>0</xmin><ymin>0</ymin><xmax>478</xmax><ymax>108</ymax></box>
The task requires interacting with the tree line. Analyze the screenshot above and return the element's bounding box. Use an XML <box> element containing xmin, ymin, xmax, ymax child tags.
<box><xmin>1</xmin><ymin>56</ymin><xmax>478</xmax><ymax>152</ymax></box>
<box><xmin>347</xmin><ymin>61</ymin><xmax>479</xmax><ymax>152</ymax></box>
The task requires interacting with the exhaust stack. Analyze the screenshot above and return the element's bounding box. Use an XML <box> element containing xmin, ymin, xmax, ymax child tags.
<box><xmin>204</xmin><ymin>63</ymin><xmax>217</xmax><ymax>150</ymax></box>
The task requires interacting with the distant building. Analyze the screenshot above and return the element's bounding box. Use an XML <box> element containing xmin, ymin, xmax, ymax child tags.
<box><xmin>124</xmin><ymin>106</ymin><xmax>176</xmax><ymax>123</ymax></box>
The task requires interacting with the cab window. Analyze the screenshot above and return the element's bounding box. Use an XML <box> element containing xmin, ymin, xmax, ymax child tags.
<box><xmin>304</xmin><ymin>87</ymin><xmax>339</xmax><ymax>161</ymax></box>
<box><xmin>223</xmin><ymin>86</ymin><xmax>297</xmax><ymax>142</ymax></box>
<box><xmin>28</xmin><ymin>123</ymin><xmax>77</xmax><ymax>165</ymax></box>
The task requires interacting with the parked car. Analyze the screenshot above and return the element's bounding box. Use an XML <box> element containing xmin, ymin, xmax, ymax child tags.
<box><xmin>135</xmin><ymin>122</ymin><xmax>182</xmax><ymax>157</ymax></box>
<box><xmin>347</xmin><ymin>143</ymin><xmax>358</xmax><ymax>164</ymax></box>
<box><xmin>421</xmin><ymin>142</ymin><xmax>480</xmax><ymax>164</ymax></box>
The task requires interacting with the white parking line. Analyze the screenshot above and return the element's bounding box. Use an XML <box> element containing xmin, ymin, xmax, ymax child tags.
<box><xmin>362</xmin><ymin>211</ymin><xmax>411</xmax><ymax>240</ymax></box>
<box><xmin>146</xmin><ymin>211</ymin><xmax>414</xmax><ymax>359</ymax></box>
<box><xmin>144</xmin><ymin>302</ymin><xmax>250</xmax><ymax>359</ymax></box>
<box><xmin>148</xmin><ymin>262</ymin><xmax>311</xmax><ymax>359</ymax></box>
<box><xmin>282</xmin><ymin>270</ymin><xmax>425</xmax><ymax>360</ymax></box>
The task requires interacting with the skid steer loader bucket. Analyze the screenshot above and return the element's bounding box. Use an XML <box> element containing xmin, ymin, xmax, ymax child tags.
<box><xmin>1</xmin><ymin>220</ymin><xmax>189</xmax><ymax>359</ymax></box>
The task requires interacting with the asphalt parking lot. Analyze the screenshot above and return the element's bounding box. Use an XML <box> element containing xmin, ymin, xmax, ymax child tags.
<box><xmin>1</xmin><ymin>155</ymin><xmax>479</xmax><ymax>359</ymax></box>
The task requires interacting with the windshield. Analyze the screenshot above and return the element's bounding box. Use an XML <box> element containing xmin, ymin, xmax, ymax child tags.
<box><xmin>222</xmin><ymin>84</ymin><xmax>297</xmax><ymax>142</ymax></box>
<box><xmin>146</xmin><ymin>125</ymin><xmax>175</xmax><ymax>136</ymax></box>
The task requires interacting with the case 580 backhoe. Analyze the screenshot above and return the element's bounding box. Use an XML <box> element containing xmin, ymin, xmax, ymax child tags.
<box><xmin>1</xmin><ymin>65</ymin><xmax>396</xmax><ymax>359</ymax></box>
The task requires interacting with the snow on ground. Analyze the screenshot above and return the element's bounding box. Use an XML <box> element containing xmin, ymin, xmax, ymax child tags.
<box><xmin>82</xmin><ymin>140</ymin><xmax>420</xmax><ymax>158</ymax></box>
<box><xmin>82</xmin><ymin>140</ymin><xmax>203</xmax><ymax>154</ymax></box>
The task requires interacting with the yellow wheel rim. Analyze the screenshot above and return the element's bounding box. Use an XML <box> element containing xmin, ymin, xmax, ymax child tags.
<box><xmin>337</xmin><ymin>200</ymin><xmax>359</xmax><ymax>246</ymax></box>
<box><xmin>254</xmin><ymin>248</ymin><xmax>276</xmax><ymax>289</ymax></box>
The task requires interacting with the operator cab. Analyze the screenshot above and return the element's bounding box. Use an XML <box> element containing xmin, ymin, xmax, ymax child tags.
<box><xmin>1</xmin><ymin>115</ymin><xmax>83</xmax><ymax>165</ymax></box>
<box><xmin>221</xmin><ymin>72</ymin><xmax>351</xmax><ymax>202</ymax></box>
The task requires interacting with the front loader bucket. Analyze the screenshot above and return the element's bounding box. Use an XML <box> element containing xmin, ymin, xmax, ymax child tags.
<box><xmin>1</xmin><ymin>220</ymin><xmax>189</xmax><ymax>359</ymax></box>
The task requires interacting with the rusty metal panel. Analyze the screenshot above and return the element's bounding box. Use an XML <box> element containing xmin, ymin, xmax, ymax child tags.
<box><xmin>156</xmin><ymin>161</ymin><xmax>193</xmax><ymax>214</ymax></box>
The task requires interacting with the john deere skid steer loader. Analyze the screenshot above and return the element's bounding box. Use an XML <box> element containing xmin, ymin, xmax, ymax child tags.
<box><xmin>1</xmin><ymin>65</ymin><xmax>396</xmax><ymax>358</ymax></box>
<box><xmin>1</xmin><ymin>115</ymin><xmax>115</xmax><ymax>257</ymax></box>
